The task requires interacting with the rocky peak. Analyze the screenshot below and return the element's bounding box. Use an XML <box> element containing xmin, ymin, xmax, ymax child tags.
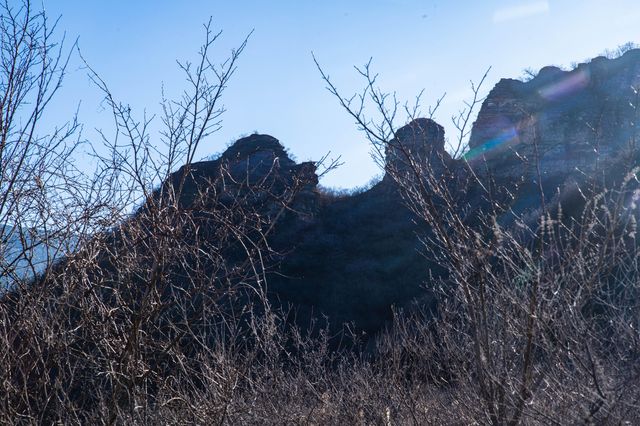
<box><xmin>219</xmin><ymin>133</ymin><xmax>297</xmax><ymax>178</ymax></box>
<box><xmin>161</xmin><ymin>133</ymin><xmax>318</xmax><ymax>211</ymax></box>
<box><xmin>385</xmin><ymin>118</ymin><xmax>451</xmax><ymax>179</ymax></box>
<box><xmin>224</xmin><ymin>133</ymin><xmax>285</xmax><ymax>155</ymax></box>
<box><xmin>537</xmin><ymin>65</ymin><xmax>564</xmax><ymax>78</ymax></box>
<box><xmin>468</xmin><ymin>49</ymin><xmax>640</xmax><ymax>183</ymax></box>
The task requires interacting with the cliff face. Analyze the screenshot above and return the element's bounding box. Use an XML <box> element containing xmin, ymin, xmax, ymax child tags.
<box><xmin>466</xmin><ymin>50</ymin><xmax>640</xmax><ymax>221</ymax></box>
<box><xmin>468</xmin><ymin>52</ymin><xmax>640</xmax><ymax>176</ymax></box>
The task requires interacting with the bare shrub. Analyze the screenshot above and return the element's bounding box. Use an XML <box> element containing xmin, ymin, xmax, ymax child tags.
<box><xmin>316</xmin><ymin>56</ymin><xmax>640</xmax><ymax>424</ymax></box>
<box><xmin>3</xmin><ymin>1</ymin><xmax>640</xmax><ymax>424</ymax></box>
<box><xmin>0</xmin><ymin>3</ymin><xmax>315</xmax><ymax>423</ymax></box>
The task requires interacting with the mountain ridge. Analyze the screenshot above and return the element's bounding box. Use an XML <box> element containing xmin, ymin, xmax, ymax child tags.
<box><xmin>214</xmin><ymin>49</ymin><xmax>640</xmax><ymax>335</ymax></box>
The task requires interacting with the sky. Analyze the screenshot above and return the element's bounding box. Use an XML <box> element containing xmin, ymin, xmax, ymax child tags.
<box><xmin>37</xmin><ymin>0</ymin><xmax>640</xmax><ymax>188</ymax></box>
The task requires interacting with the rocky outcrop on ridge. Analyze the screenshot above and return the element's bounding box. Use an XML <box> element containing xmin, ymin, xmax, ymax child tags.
<box><xmin>384</xmin><ymin>117</ymin><xmax>452</xmax><ymax>179</ymax></box>
<box><xmin>466</xmin><ymin>49</ymin><xmax>640</xmax><ymax>222</ymax></box>
<box><xmin>269</xmin><ymin>50</ymin><xmax>640</xmax><ymax>335</ymax></box>
<box><xmin>19</xmin><ymin>49</ymin><xmax>640</xmax><ymax>340</ymax></box>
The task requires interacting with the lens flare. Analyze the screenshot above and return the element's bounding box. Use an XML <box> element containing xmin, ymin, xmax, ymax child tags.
<box><xmin>538</xmin><ymin>69</ymin><xmax>590</xmax><ymax>101</ymax></box>
<box><xmin>464</xmin><ymin>69</ymin><xmax>591</xmax><ymax>162</ymax></box>
<box><xmin>463</xmin><ymin>125</ymin><xmax>519</xmax><ymax>161</ymax></box>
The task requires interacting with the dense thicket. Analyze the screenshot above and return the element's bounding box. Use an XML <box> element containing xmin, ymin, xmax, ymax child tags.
<box><xmin>1</xmin><ymin>1</ymin><xmax>639</xmax><ymax>424</ymax></box>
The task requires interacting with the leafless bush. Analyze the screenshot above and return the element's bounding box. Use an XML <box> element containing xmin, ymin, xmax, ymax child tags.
<box><xmin>0</xmin><ymin>0</ymin><xmax>88</xmax><ymax>287</ymax></box>
<box><xmin>3</xmin><ymin>1</ymin><xmax>640</xmax><ymax>424</ymax></box>
<box><xmin>0</xmin><ymin>2</ymin><xmax>316</xmax><ymax>423</ymax></box>
<box><xmin>316</xmin><ymin>56</ymin><xmax>640</xmax><ymax>424</ymax></box>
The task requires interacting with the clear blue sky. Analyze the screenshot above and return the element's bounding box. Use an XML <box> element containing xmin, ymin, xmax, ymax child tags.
<box><xmin>40</xmin><ymin>0</ymin><xmax>640</xmax><ymax>188</ymax></box>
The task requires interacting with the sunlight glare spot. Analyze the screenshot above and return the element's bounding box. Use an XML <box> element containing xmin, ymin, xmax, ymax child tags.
<box><xmin>463</xmin><ymin>125</ymin><xmax>519</xmax><ymax>161</ymax></box>
<box><xmin>538</xmin><ymin>69</ymin><xmax>590</xmax><ymax>101</ymax></box>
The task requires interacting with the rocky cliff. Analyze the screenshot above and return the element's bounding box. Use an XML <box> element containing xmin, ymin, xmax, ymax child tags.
<box><xmin>23</xmin><ymin>49</ymin><xmax>640</xmax><ymax>340</ymax></box>
<box><xmin>467</xmin><ymin>50</ymin><xmax>640</xmax><ymax>222</ymax></box>
<box><xmin>265</xmin><ymin>49</ymin><xmax>640</xmax><ymax>336</ymax></box>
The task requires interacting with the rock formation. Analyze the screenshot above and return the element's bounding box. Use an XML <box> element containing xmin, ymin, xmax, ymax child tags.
<box><xmin>468</xmin><ymin>49</ymin><xmax>640</xmax><ymax>206</ymax></box>
<box><xmin>19</xmin><ymin>49</ymin><xmax>640</xmax><ymax>340</ymax></box>
<box><xmin>269</xmin><ymin>49</ymin><xmax>640</xmax><ymax>335</ymax></box>
<box><xmin>462</xmin><ymin>50</ymin><xmax>640</xmax><ymax>233</ymax></box>
<box><xmin>384</xmin><ymin>117</ymin><xmax>452</xmax><ymax>179</ymax></box>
